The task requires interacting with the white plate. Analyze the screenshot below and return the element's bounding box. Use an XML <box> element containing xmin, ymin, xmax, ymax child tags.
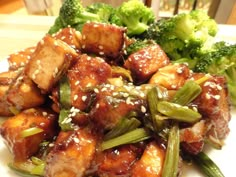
<box><xmin>0</xmin><ymin>19</ymin><xmax>235</xmax><ymax>176</ymax></box>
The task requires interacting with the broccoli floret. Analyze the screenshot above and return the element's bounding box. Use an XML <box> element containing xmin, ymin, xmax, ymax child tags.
<box><xmin>115</xmin><ymin>0</ymin><xmax>155</xmax><ymax>36</ymax></box>
<box><xmin>142</xmin><ymin>10</ymin><xmax>218</xmax><ymax>60</ymax></box>
<box><xmin>48</xmin><ymin>0</ymin><xmax>102</xmax><ymax>34</ymax></box>
<box><xmin>60</xmin><ymin>0</ymin><xmax>100</xmax><ymax>26</ymax></box>
<box><xmin>48</xmin><ymin>16</ymin><xmax>64</xmax><ymax>35</ymax></box>
<box><xmin>85</xmin><ymin>2</ymin><xmax>114</xmax><ymax>23</ymax></box>
<box><xmin>125</xmin><ymin>39</ymin><xmax>156</xmax><ymax>57</ymax></box>
<box><xmin>194</xmin><ymin>42</ymin><xmax>236</xmax><ymax>105</ymax></box>
<box><xmin>195</xmin><ymin>42</ymin><xmax>236</xmax><ymax>73</ymax></box>
<box><xmin>109</xmin><ymin>8</ymin><xmax>123</xmax><ymax>26</ymax></box>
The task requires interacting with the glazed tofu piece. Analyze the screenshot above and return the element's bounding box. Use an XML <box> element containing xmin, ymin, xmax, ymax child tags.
<box><xmin>81</xmin><ymin>22</ymin><xmax>126</xmax><ymax>58</ymax></box>
<box><xmin>149</xmin><ymin>63</ymin><xmax>191</xmax><ymax>90</ymax></box>
<box><xmin>131</xmin><ymin>141</ymin><xmax>165</xmax><ymax>177</ymax></box>
<box><xmin>180</xmin><ymin>120</ymin><xmax>206</xmax><ymax>154</ymax></box>
<box><xmin>96</xmin><ymin>145</ymin><xmax>141</xmax><ymax>176</ymax></box>
<box><xmin>53</xmin><ymin>27</ymin><xmax>81</xmax><ymax>49</ymax></box>
<box><xmin>0</xmin><ymin>70</ymin><xmax>19</xmax><ymax>116</ymax></box>
<box><xmin>26</xmin><ymin>35</ymin><xmax>78</xmax><ymax>92</ymax></box>
<box><xmin>124</xmin><ymin>44</ymin><xmax>170</xmax><ymax>84</ymax></box>
<box><xmin>67</xmin><ymin>54</ymin><xmax>112</xmax><ymax>111</ymax></box>
<box><xmin>89</xmin><ymin>84</ymin><xmax>146</xmax><ymax>130</ymax></box>
<box><xmin>6</xmin><ymin>70</ymin><xmax>45</xmax><ymax>111</ymax></box>
<box><xmin>7</xmin><ymin>47</ymin><xmax>35</xmax><ymax>71</ymax></box>
<box><xmin>45</xmin><ymin>128</ymin><xmax>97</xmax><ymax>177</ymax></box>
<box><xmin>192</xmin><ymin>74</ymin><xmax>231</xmax><ymax>140</ymax></box>
<box><xmin>0</xmin><ymin>108</ymin><xmax>58</xmax><ymax>162</ymax></box>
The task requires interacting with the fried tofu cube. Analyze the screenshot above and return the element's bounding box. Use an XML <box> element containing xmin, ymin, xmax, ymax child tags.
<box><xmin>6</xmin><ymin>70</ymin><xmax>45</xmax><ymax>111</ymax></box>
<box><xmin>81</xmin><ymin>22</ymin><xmax>126</xmax><ymax>58</ymax></box>
<box><xmin>149</xmin><ymin>63</ymin><xmax>191</xmax><ymax>90</ymax></box>
<box><xmin>131</xmin><ymin>141</ymin><xmax>165</xmax><ymax>177</ymax></box>
<box><xmin>192</xmin><ymin>74</ymin><xmax>231</xmax><ymax>140</ymax></box>
<box><xmin>53</xmin><ymin>27</ymin><xmax>81</xmax><ymax>49</ymax></box>
<box><xmin>89</xmin><ymin>85</ymin><xmax>146</xmax><ymax>130</ymax></box>
<box><xmin>67</xmin><ymin>54</ymin><xmax>112</xmax><ymax>111</ymax></box>
<box><xmin>124</xmin><ymin>44</ymin><xmax>170</xmax><ymax>84</ymax></box>
<box><xmin>96</xmin><ymin>145</ymin><xmax>140</xmax><ymax>176</ymax></box>
<box><xmin>26</xmin><ymin>35</ymin><xmax>78</xmax><ymax>92</ymax></box>
<box><xmin>45</xmin><ymin>128</ymin><xmax>97</xmax><ymax>177</ymax></box>
<box><xmin>7</xmin><ymin>47</ymin><xmax>35</xmax><ymax>71</ymax></box>
<box><xmin>0</xmin><ymin>108</ymin><xmax>58</xmax><ymax>161</ymax></box>
<box><xmin>0</xmin><ymin>70</ymin><xmax>19</xmax><ymax>116</ymax></box>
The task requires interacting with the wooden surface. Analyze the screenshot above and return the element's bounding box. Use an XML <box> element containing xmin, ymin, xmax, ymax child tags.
<box><xmin>227</xmin><ymin>2</ymin><xmax>236</xmax><ymax>24</ymax></box>
<box><xmin>0</xmin><ymin>0</ymin><xmax>24</xmax><ymax>14</ymax></box>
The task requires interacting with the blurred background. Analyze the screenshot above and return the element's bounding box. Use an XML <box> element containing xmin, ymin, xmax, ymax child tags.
<box><xmin>0</xmin><ymin>0</ymin><xmax>235</xmax><ymax>24</ymax></box>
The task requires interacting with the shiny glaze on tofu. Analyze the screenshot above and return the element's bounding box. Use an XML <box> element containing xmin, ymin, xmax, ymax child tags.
<box><xmin>0</xmin><ymin>70</ymin><xmax>19</xmax><ymax>116</ymax></box>
<box><xmin>0</xmin><ymin>108</ymin><xmax>58</xmax><ymax>162</ymax></box>
<box><xmin>89</xmin><ymin>84</ymin><xmax>147</xmax><ymax>130</ymax></box>
<box><xmin>149</xmin><ymin>63</ymin><xmax>191</xmax><ymax>90</ymax></box>
<box><xmin>67</xmin><ymin>54</ymin><xmax>112</xmax><ymax>111</ymax></box>
<box><xmin>6</xmin><ymin>70</ymin><xmax>45</xmax><ymax>111</ymax></box>
<box><xmin>95</xmin><ymin>144</ymin><xmax>142</xmax><ymax>177</ymax></box>
<box><xmin>124</xmin><ymin>44</ymin><xmax>170</xmax><ymax>84</ymax></box>
<box><xmin>131</xmin><ymin>141</ymin><xmax>165</xmax><ymax>177</ymax></box>
<box><xmin>7</xmin><ymin>47</ymin><xmax>35</xmax><ymax>71</ymax></box>
<box><xmin>53</xmin><ymin>27</ymin><xmax>81</xmax><ymax>50</ymax></box>
<box><xmin>45</xmin><ymin>128</ymin><xmax>97</xmax><ymax>177</ymax></box>
<box><xmin>192</xmin><ymin>74</ymin><xmax>231</xmax><ymax>140</ymax></box>
<box><xmin>180</xmin><ymin>120</ymin><xmax>207</xmax><ymax>154</ymax></box>
<box><xmin>26</xmin><ymin>35</ymin><xmax>78</xmax><ymax>93</ymax></box>
<box><xmin>81</xmin><ymin>22</ymin><xmax>126</xmax><ymax>58</ymax></box>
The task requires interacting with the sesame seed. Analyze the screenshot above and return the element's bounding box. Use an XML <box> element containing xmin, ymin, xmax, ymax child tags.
<box><xmin>99</xmin><ymin>51</ymin><xmax>104</xmax><ymax>55</ymax></box>
<box><xmin>96</xmin><ymin>103</ymin><xmax>100</xmax><ymax>109</ymax></box>
<box><xmin>82</xmin><ymin>95</ymin><xmax>87</xmax><ymax>102</ymax></box>
<box><xmin>216</xmin><ymin>85</ymin><xmax>222</xmax><ymax>90</ymax></box>
<box><xmin>73</xmin><ymin>95</ymin><xmax>78</xmax><ymax>101</ymax></box>
<box><xmin>73</xmin><ymin>137</ymin><xmax>80</xmax><ymax>143</ymax></box>
<box><xmin>94</xmin><ymin>88</ymin><xmax>99</xmax><ymax>93</ymax></box>
<box><xmin>141</xmin><ymin>106</ymin><xmax>146</xmax><ymax>113</ymax></box>
<box><xmin>75</xmin><ymin>80</ymin><xmax>80</xmax><ymax>86</ymax></box>
<box><xmin>86</xmin><ymin>83</ymin><xmax>92</xmax><ymax>88</ymax></box>
<box><xmin>192</xmin><ymin>106</ymin><xmax>198</xmax><ymax>112</ymax></box>
<box><xmin>101</xmin><ymin>87</ymin><xmax>107</xmax><ymax>92</ymax></box>
<box><xmin>42</xmin><ymin>112</ymin><xmax>48</xmax><ymax>116</ymax></box>
<box><xmin>49</xmin><ymin>143</ymin><xmax>54</xmax><ymax>147</ymax></box>
<box><xmin>205</xmin><ymin>93</ymin><xmax>211</xmax><ymax>99</ymax></box>
<box><xmin>214</xmin><ymin>95</ymin><xmax>220</xmax><ymax>100</ymax></box>
<box><xmin>54</xmin><ymin>41</ymin><xmax>59</xmax><ymax>46</ymax></box>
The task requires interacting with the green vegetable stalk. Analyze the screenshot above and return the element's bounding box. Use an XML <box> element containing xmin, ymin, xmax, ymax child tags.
<box><xmin>192</xmin><ymin>152</ymin><xmax>225</xmax><ymax>177</ymax></box>
<box><xmin>162</xmin><ymin>124</ymin><xmax>180</xmax><ymax>177</ymax></box>
<box><xmin>157</xmin><ymin>101</ymin><xmax>201</xmax><ymax>123</ymax></box>
<box><xmin>101</xmin><ymin>128</ymin><xmax>151</xmax><ymax>151</ymax></box>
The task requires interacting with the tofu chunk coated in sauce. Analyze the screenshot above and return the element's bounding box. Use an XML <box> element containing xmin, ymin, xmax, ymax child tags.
<box><xmin>26</xmin><ymin>35</ymin><xmax>78</xmax><ymax>93</ymax></box>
